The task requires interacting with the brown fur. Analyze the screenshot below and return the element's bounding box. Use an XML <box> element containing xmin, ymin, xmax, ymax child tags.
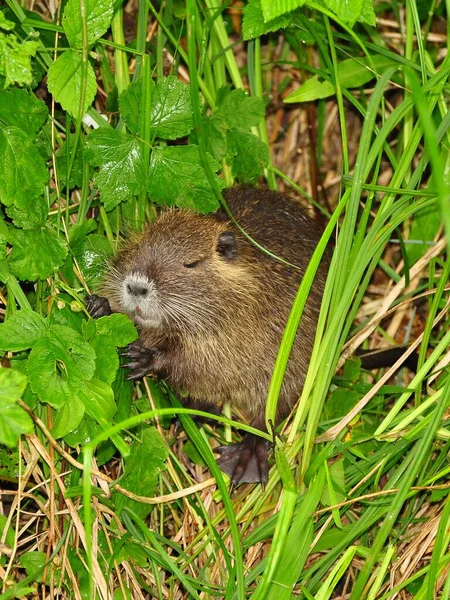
<box><xmin>101</xmin><ymin>186</ymin><xmax>328</xmax><ymax>422</ymax></box>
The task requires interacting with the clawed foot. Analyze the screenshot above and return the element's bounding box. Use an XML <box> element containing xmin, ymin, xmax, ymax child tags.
<box><xmin>215</xmin><ymin>434</ymin><xmax>270</xmax><ymax>491</ymax></box>
<box><xmin>121</xmin><ymin>340</ymin><xmax>157</xmax><ymax>380</ymax></box>
<box><xmin>86</xmin><ymin>294</ymin><xmax>112</xmax><ymax>319</ymax></box>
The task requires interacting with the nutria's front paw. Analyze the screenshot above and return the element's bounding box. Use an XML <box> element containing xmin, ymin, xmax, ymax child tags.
<box><xmin>215</xmin><ymin>435</ymin><xmax>270</xmax><ymax>491</ymax></box>
<box><xmin>86</xmin><ymin>294</ymin><xmax>112</xmax><ymax>319</ymax></box>
<box><xmin>122</xmin><ymin>340</ymin><xmax>157</xmax><ymax>380</ymax></box>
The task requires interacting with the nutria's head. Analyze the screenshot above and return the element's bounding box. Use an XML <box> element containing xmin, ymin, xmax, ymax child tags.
<box><xmin>101</xmin><ymin>210</ymin><xmax>258</xmax><ymax>334</ymax></box>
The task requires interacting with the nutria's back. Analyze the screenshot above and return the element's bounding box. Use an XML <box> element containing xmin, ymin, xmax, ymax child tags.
<box><xmin>100</xmin><ymin>186</ymin><xmax>327</xmax><ymax>422</ymax></box>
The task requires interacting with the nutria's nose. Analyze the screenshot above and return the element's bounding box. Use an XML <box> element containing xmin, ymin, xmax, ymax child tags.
<box><xmin>127</xmin><ymin>283</ymin><xmax>149</xmax><ymax>297</ymax></box>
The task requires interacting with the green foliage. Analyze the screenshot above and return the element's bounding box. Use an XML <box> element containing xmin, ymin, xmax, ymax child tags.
<box><xmin>242</xmin><ymin>0</ymin><xmax>293</xmax><ymax>41</ymax></box>
<box><xmin>9</xmin><ymin>228</ymin><xmax>68</xmax><ymax>280</ymax></box>
<box><xmin>203</xmin><ymin>87</ymin><xmax>268</xmax><ymax>182</ymax></box>
<box><xmin>27</xmin><ymin>327</ymin><xmax>95</xmax><ymax>407</ymax></box>
<box><xmin>0</xmin><ymin>369</ymin><xmax>32</xmax><ymax>447</ymax></box>
<box><xmin>0</xmin><ymin>11</ymin><xmax>40</xmax><ymax>87</ymax></box>
<box><xmin>148</xmin><ymin>146</ymin><xmax>224</xmax><ymax>211</ymax></box>
<box><xmin>0</xmin><ymin>311</ymin><xmax>136</xmax><ymax>446</ymax></box>
<box><xmin>1</xmin><ymin>0</ymin><xmax>449</xmax><ymax>598</ymax></box>
<box><xmin>405</xmin><ymin>204</ymin><xmax>441</xmax><ymax>265</ymax></box>
<box><xmin>0</xmin><ymin>88</ymin><xmax>48</xmax><ymax>136</ymax></box>
<box><xmin>113</xmin><ymin>426</ymin><xmax>169</xmax><ymax>519</ymax></box>
<box><xmin>19</xmin><ymin>551</ymin><xmax>47</xmax><ymax>584</ymax></box>
<box><xmin>227</xmin><ymin>128</ymin><xmax>270</xmax><ymax>182</ymax></box>
<box><xmin>284</xmin><ymin>55</ymin><xmax>398</xmax><ymax>102</ymax></box>
<box><xmin>120</xmin><ymin>76</ymin><xmax>195</xmax><ymax>140</ymax></box>
<box><xmin>51</xmin><ymin>393</ymin><xmax>85</xmax><ymax>438</ymax></box>
<box><xmin>62</xmin><ymin>0</ymin><xmax>115</xmax><ymax>48</ymax></box>
<box><xmin>243</xmin><ymin>0</ymin><xmax>376</xmax><ymax>40</ymax></box>
<box><xmin>0</xmin><ymin>310</ymin><xmax>47</xmax><ymax>351</ymax></box>
<box><xmin>84</xmin><ymin>128</ymin><xmax>147</xmax><ymax>209</ymax></box>
<box><xmin>47</xmin><ymin>50</ymin><xmax>97</xmax><ymax>117</ymax></box>
<box><xmin>0</xmin><ymin>126</ymin><xmax>48</xmax><ymax>208</ymax></box>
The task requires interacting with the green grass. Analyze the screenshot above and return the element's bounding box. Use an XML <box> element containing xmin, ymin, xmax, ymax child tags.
<box><xmin>0</xmin><ymin>0</ymin><xmax>449</xmax><ymax>598</ymax></box>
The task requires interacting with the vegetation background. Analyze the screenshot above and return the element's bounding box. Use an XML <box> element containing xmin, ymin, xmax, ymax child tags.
<box><xmin>0</xmin><ymin>0</ymin><xmax>449</xmax><ymax>598</ymax></box>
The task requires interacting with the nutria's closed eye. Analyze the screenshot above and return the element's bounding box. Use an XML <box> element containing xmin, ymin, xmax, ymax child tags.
<box><xmin>183</xmin><ymin>259</ymin><xmax>203</xmax><ymax>268</ymax></box>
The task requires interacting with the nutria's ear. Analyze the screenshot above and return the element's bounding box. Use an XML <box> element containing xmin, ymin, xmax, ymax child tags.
<box><xmin>216</xmin><ymin>231</ymin><xmax>238</xmax><ymax>260</ymax></box>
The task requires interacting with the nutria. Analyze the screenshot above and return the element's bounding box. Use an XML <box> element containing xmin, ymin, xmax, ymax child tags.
<box><xmin>86</xmin><ymin>186</ymin><xmax>328</xmax><ymax>487</ymax></box>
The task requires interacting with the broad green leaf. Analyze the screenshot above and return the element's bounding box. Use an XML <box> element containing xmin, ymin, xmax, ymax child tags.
<box><xmin>226</xmin><ymin>129</ymin><xmax>269</xmax><ymax>182</ymax></box>
<box><xmin>0</xmin><ymin>310</ymin><xmax>47</xmax><ymax>351</ymax></box>
<box><xmin>94</xmin><ymin>314</ymin><xmax>138</xmax><ymax>347</ymax></box>
<box><xmin>78</xmin><ymin>380</ymin><xmax>129</xmax><ymax>457</ymax></box>
<box><xmin>0</xmin><ymin>35</ymin><xmax>40</xmax><ymax>87</ymax></box>
<box><xmin>49</xmin><ymin>298</ymin><xmax>85</xmax><ymax>333</ymax></box>
<box><xmin>343</xmin><ymin>358</ymin><xmax>361</xmax><ymax>384</ymax></box>
<box><xmin>324</xmin><ymin>388</ymin><xmax>359</xmax><ymax>420</ymax></box>
<box><xmin>6</xmin><ymin>197</ymin><xmax>48</xmax><ymax>230</ymax></box>
<box><xmin>359</xmin><ymin>0</ymin><xmax>376</xmax><ymax>25</ymax></box>
<box><xmin>0</xmin><ymin>515</ymin><xmax>15</xmax><ymax>551</ymax></box>
<box><xmin>0</xmin><ymin>445</ymin><xmax>21</xmax><ymax>479</ymax></box>
<box><xmin>120</xmin><ymin>76</ymin><xmax>194</xmax><ymax>140</ymax></box>
<box><xmin>150</xmin><ymin>75</ymin><xmax>194</xmax><ymax>140</ymax></box>
<box><xmin>0</xmin><ymin>88</ymin><xmax>48</xmax><ymax>137</ymax></box>
<box><xmin>56</xmin><ymin>141</ymin><xmax>86</xmax><ymax>188</ymax></box>
<box><xmin>63</xmin><ymin>413</ymin><xmax>100</xmax><ymax>448</ymax></box>
<box><xmin>0</xmin><ymin>368</ymin><xmax>33</xmax><ymax>448</ymax></box>
<box><xmin>69</xmin><ymin>219</ymin><xmax>98</xmax><ymax>250</ymax></box>
<box><xmin>215</xmin><ymin>88</ymin><xmax>265</xmax><ymax>130</ymax></box>
<box><xmin>285</xmin><ymin>55</ymin><xmax>397</xmax><ymax>103</ymax></box>
<box><xmin>260</xmin><ymin>0</ymin><xmax>305</xmax><ymax>21</ymax></box>
<box><xmin>323</xmin><ymin>0</ymin><xmax>363</xmax><ymax>25</ymax></box>
<box><xmin>88</xmin><ymin>334</ymin><xmax>119</xmax><ymax>385</ymax></box>
<box><xmin>27</xmin><ymin>326</ymin><xmax>96</xmax><ymax>407</ymax></box>
<box><xmin>0</xmin><ymin>126</ymin><xmax>48</xmax><ymax>208</ymax></box>
<box><xmin>9</xmin><ymin>227</ymin><xmax>68</xmax><ymax>281</ymax></box>
<box><xmin>51</xmin><ymin>394</ymin><xmax>85</xmax><ymax>439</ymax></box>
<box><xmin>331</xmin><ymin>54</ymin><xmax>397</xmax><ymax>88</ymax></box>
<box><xmin>62</xmin><ymin>0</ymin><xmax>114</xmax><ymax>48</ymax></box>
<box><xmin>242</xmin><ymin>0</ymin><xmax>293</xmax><ymax>41</ymax></box>
<box><xmin>47</xmin><ymin>49</ymin><xmax>97</xmax><ymax>117</ymax></box>
<box><xmin>284</xmin><ymin>76</ymin><xmax>334</xmax><ymax>103</ymax></box>
<box><xmin>74</xmin><ymin>233</ymin><xmax>113</xmax><ymax>288</ymax></box>
<box><xmin>84</xmin><ymin>128</ymin><xmax>146</xmax><ymax>209</ymax></box>
<box><xmin>114</xmin><ymin>371</ymin><xmax>135</xmax><ymax>423</ymax></box>
<box><xmin>202</xmin><ymin>115</ymin><xmax>227</xmax><ymax>161</ymax></box>
<box><xmin>406</xmin><ymin>204</ymin><xmax>441</xmax><ymax>265</ymax></box>
<box><xmin>113</xmin><ymin>426</ymin><xmax>168</xmax><ymax>519</ymax></box>
<box><xmin>79</xmin><ymin>378</ymin><xmax>117</xmax><ymax>422</ymax></box>
<box><xmin>148</xmin><ymin>145</ymin><xmax>224</xmax><ymax>212</ymax></box>
<box><xmin>86</xmin><ymin>313</ymin><xmax>138</xmax><ymax>384</ymax></box>
<box><xmin>0</xmin><ymin>12</ymin><xmax>15</xmax><ymax>31</ymax></box>
<box><xmin>118</xmin><ymin>79</ymin><xmax>142</xmax><ymax>134</ymax></box>
<box><xmin>19</xmin><ymin>552</ymin><xmax>47</xmax><ymax>583</ymax></box>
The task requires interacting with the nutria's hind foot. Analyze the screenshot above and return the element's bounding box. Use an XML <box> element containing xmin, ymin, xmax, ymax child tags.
<box><xmin>86</xmin><ymin>294</ymin><xmax>112</xmax><ymax>319</ymax></box>
<box><xmin>122</xmin><ymin>340</ymin><xmax>157</xmax><ymax>380</ymax></box>
<box><xmin>215</xmin><ymin>435</ymin><xmax>270</xmax><ymax>491</ymax></box>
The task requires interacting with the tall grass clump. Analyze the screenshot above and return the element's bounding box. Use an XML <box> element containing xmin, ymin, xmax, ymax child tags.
<box><xmin>0</xmin><ymin>0</ymin><xmax>449</xmax><ymax>598</ymax></box>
